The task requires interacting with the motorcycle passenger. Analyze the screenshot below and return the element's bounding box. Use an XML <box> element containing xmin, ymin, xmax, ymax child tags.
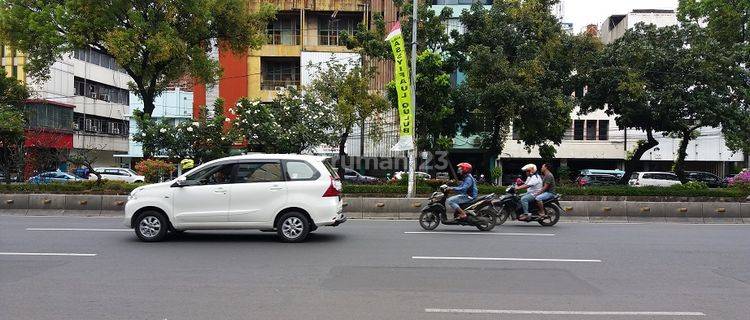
<box><xmin>516</xmin><ymin>164</ymin><xmax>542</xmax><ymax>221</ymax></box>
<box><xmin>534</xmin><ymin>163</ymin><xmax>557</xmax><ymax>217</ymax></box>
<box><xmin>446</xmin><ymin>162</ymin><xmax>478</xmax><ymax>220</ymax></box>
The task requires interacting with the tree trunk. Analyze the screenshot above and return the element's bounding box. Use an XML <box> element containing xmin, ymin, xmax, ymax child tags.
<box><xmin>673</xmin><ymin>127</ymin><xmax>698</xmax><ymax>184</ymax></box>
<box><xmin>337</xmin><ymin>128</ymin><xmax>350</xmax><ymax>180</ymax></box>
<box><xmin>142</xmin><ymin>90</ymin><xmax>156</xmax><ymax>116</ymax></box>
<box><xmin>620</xmin><ymin>128</ymin><xmax>659</xmax><ymax>184</ymax></box>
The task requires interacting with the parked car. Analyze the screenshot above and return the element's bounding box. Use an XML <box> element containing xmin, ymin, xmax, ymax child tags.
<box><xmin>340</xmin><ymin>168</ymin><xmax>379</xmax><ymax>184</ymax></box>
<box><xmin>90</xmin><ymin>167</ymin><xmax>145</xmax><ymax>183</ymax></box>
<box><xmin>0</xmin><ymin>171</ymin><xmax>19</xmax><ymax>183</ymax></box>
<box><xmin>686</xmin><ymin>171</ymin><xmax>726</xmax><ymax>188</ymax></box>
<box><xmin>576</xmin><ymin>173</ymin><xmax>620</xmax><ymax>187</ymax></box>
<box><xmin>391</xmin><ymin>171</ymin><xmax>431</xmax><ymax>181</ymax></box>
<box><xmin>628</xmin><ymin>172</ymin><xmax>682</xmax><ymax>187</ymax></box>
<box><xmin>124</xmin><ymin>154</ymin><xmax>346</xmax><ymax>242</ymax></box>
<box><xmin>28</xmin><ymin>171</ymin><xmax>82</xmax><ymax>184</ymax></box>
<box><xmin>579</xmin><ymin>169</ymin><xmax>625</xmax><ymax>178</ymax></box>
<box><xmin>435</xmin><ymin>172</ymin><xmax>450</xmax><ymax>180</ymax></box>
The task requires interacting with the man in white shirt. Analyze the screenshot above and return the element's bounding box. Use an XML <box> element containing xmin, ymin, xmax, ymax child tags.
<box><xmin>516</xmin><ymin>164</ymin><xmax>543</xmax><ymax>221</ymax></box>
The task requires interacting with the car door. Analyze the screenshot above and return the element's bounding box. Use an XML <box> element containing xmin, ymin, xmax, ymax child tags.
<box><xmin>228</xmin><ymin>161</ymin><xmax>286</xmax><ymax>225</ymax></box>
<box><xmin>171</xmin><ymin>163</ymin><xmax>235</xmax><ymax>226</ymax></box>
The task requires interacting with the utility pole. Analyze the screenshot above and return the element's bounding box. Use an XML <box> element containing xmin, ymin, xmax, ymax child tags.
<box><xmin>407</xmin><ymin>0</ymin><xmax>418</xmax><ymax>198</ymax></box>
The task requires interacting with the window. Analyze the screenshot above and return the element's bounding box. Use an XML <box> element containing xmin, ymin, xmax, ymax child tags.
<box><xmin>73</xmin><ymin>77</ymin><xmax>129</xmax><ymax>105</ymax></box>
<box><xmin>285</xmin><ymin>161</ymin><xmax>319</xmax><ymax>181</ymax></box>
<box><xmin>598</xmin><ymin>120</ymin><xmax>609</xmax><ymax>140</ymax></box>
<box><xmin>73</xmin><ymin>48</ymin><xmax>125</xmax><ymax>73</ymax></box>
<box><xmin>267</xmin><ymin>16</ymin><xmax>300</xmax><ymax>45</ymax></box>
<box><xmin>586</xmin><ymin>120</ymin><xmax>597</xmax><ymax>140</ymax></box>
<box><xmin>186</xmin><ymin>164</ymin><xmax>234</xmax><ymax>185</ymax></box>
<box><xmin>261</xmin><ymin>58</ymin><xmax>300</xmax><ymax>90</ymax></box>
<box><xmin>318</xmin><ymin>16</ymin><xmax>359</xmax><ymax>46</ymax></box>
<box><xmin>234</xmin><ymin>162</ymin><xmax>283</xmax><ymax>183</ymax></box>
<box><xmin>573</xmin><ymin>120</ymin><xmax>584</xmax><ymax>140</ymax></box>
<box><xmin>643</xmin><ymin>173</ymin><xmax>657</xmax><ymax>179</ymax></box>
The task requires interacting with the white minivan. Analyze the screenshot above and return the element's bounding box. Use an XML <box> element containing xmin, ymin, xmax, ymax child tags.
<box><xmin>124</xmin><ymin>154</ymin><xmax>345</xmax><ymax>242</ymax></box>
<box><xmin>628</xmin><ymin>172</ymin><xmax>682</xmax><ymax>187</ymax></box>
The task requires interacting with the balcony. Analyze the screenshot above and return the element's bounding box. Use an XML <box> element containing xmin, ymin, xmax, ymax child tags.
<box><xmin>249</xmin><ymin>0</ymin><xmax>366</xmax><ymax>12</ymax></box>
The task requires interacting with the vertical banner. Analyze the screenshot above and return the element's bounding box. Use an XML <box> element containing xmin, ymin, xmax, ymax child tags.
<box><xmin>386</xmin><ymin>22</ymin><xmax>415</xmax><ymax>151</ymax></box>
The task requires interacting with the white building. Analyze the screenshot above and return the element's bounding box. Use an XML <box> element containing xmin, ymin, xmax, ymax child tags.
<box><xmin>22</xmin><ymin>48</ymin><xmax>132</xmax><ymax>166</ymax></box>
<box><xmin>599</xmin><ymin>9</ymin><xmax>679</xmax><ymax>45</ymax></box>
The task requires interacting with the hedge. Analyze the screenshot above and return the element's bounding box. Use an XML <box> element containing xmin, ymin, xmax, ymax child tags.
<box><xmin>0</xmin><ymin>181</ymin><xmax>141</xmax><ymax>195</ymax></box>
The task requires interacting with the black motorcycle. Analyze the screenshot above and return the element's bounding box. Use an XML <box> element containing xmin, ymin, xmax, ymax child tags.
<box><xmin>419</xmin><ymin>185</ymin><xmax>497</xmax><ymax>231</ymax></box>
<box><xmin>492</xmin><ymin>185</ymin><xmax>562</xmax><ymax>226</ymax></box>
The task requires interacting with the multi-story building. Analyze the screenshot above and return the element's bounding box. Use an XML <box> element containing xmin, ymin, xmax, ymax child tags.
<box><xmin>193</xmin><ymin>0</ymin><xmax>401</xmax><ymax>160</ymax></box>
<box><xmin>599</xmin><ymin>9</ymin><xmax>678</xmax><ymax>45</ymax></box>
<box><xmin>118</xmin><ymin>88</ymin><xmax>194</xmax><ymax>168</ymax></box>
<box><xmin>1</xmin><ymin>46</ymin><xmax>132</xmax><ymax>168</ymax></box>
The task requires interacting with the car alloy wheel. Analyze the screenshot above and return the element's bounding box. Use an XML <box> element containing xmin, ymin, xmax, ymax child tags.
<box><xmin>282</xmin><ymin>217</ymin><xmax>304</xmax><ymax>239</ymax></box>
<box><xmin>135</xmin><ymin>211</ymin><xmax>168</xmax><ymax>242</ymax></box>
<box><xmin>276</xmin><ymin>212</ymin><xmax>311</xmax><ymax>243</ymax></box>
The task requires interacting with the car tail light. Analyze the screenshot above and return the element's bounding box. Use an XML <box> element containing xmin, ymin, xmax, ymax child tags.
<box><xmin>323</xmin><ymin>176</ymin><xmax>342</xmax><ymax>197</ymax></box>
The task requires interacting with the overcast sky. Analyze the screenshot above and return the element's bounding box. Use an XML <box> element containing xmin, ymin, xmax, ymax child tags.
<box><xmin>561</xmin><ymin>0</ymin><xmax>680</xmax><ymax>31</ymax></box>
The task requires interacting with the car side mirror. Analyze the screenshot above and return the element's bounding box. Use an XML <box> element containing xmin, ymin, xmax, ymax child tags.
<box><xmin>171</xmin><ymin>178</ymin><xmax>191</xmax><ymax>188</ymax></box>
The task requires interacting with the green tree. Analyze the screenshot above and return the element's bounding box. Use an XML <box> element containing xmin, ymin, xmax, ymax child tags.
<box><xmin>308</xmin><ymin>59</ymin><xmax>388</xmax><ymax>160</ymax></box>
<box><xmin>0</xmin><ymin>0</ymin><xmax>274</xmax><ymax>116</ymax></box>
<box><xmin>133</xmin><ymin>99</ymin><xmax>235</xmax><ymax>163</ymax></box>
<box><xmin>0</xmin><ymin>75</ymin><xmax>29</xmax><ymax>184</ymax></box>
<box><xmin>678</xmin><ymin>0</ymin><xmax>750</xmax><ymax>156</ymax></box>
<box><xmin>231</xmin><ymin>88</ymin><xmax>336</xmax><ymax>154</ymax></box>
<box><xmin>344</xmin><ymin>2</ymin><xmax>463</xmax><ymax>159</ymax></box>
<box><xmin>450</xmin><ymin>0</ymin><xmax>592</xmax><ymax>171</ymax></box>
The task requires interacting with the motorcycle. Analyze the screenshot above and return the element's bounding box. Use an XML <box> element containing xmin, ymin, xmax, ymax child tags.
<box><xmin>418</xmin><ymin>185</ymin><xmax>497</xmax><ymax>231</ymax></box>
<box><xmin>492</xmin><ymin>185</ymin><xmax>563</xmax><ymax>226</ymax></box>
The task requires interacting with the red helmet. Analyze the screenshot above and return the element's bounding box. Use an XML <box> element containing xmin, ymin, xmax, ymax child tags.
<box><xmin>457</xmin><ymin>162</ymin><xmax>472</xmax><ymax>173</ymax></box>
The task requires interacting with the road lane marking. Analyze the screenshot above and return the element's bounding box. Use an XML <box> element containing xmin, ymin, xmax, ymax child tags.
<box><xmin>412</xmin><ymin>256</ymin><xmax>601</xmax><ymax>263</ymax></box>
<box><xmin>425</xmin><ymin>308</ymin><xmax>705</xmax><ymax>316</ymax></box>
<box><xmin>26</xmin><ymin>228</ymin><xmax>131</xmax><ymax>232</ymax></box>
<box><xmin>405</xmin><ymin>231</ymin><xmax>554</xmax><ymax>236</ymax></box>
<box><xmin>0</xmin><ymin>252</ymin><xmax>97</xmax><ymax>257</ymax></box>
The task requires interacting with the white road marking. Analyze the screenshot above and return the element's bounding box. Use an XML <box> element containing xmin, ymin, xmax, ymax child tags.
<box><xmin>412</xmin><ymin>256</ymin><xmax>602</xmax><ymax>263</ymax></box>
<box><xmin>0</xmin><ymin>252</ymin><xmax>97</xmax><ymax>257</ymax></box>
<box><xmin>425</xmin><ymin>308</ymin><xmax>705</xmax><ymax>316</ymax></box>
<box><xmin>26</xmin><ymin>228</ymin><xmax>131</xmax><ymax>232</ymax></box>
<box><xmin>405</xmin><ymin>231</ymin><xmax>554</xmax><ymax>236</ymax></box>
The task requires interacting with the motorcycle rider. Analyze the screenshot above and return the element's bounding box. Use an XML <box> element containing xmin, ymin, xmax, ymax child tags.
<box><xmin>533</xmin><ymin>163</ymin><xmax>557</xmax><ymax>217</ymax></box>
<box><xmin>516</xmin><ymin>163</ymin><xmax>543</xmax><ymax>221</ymax></box>
<box><xmin>446</xmin><ymin>162</ymin><xmax>478</xmax><ymax>220</ymax></box>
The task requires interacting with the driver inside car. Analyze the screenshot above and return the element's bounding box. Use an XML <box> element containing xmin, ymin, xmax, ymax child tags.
<box><xmin>446</xmin><ymin>162</ymin><xmax>478</xmax><ymax>220</ymax></box>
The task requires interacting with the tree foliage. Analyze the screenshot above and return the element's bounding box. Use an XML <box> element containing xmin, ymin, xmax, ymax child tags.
<box><xmin>0</xmin><ymin>0</ymin><xmax>275</xmax><ymax>116</ymax></box>
<box><xmin>0</xmin><ymin>75</ymin><xmax>29</xmax><ymax>184</ymax></box>
<box><xmin>230</xmin><ymin>88</ymin><xmax>336</xmax><ymax>154</ymax></box>
<box><xmin>307</xmin><ymin>59</ymin><xmax>388</xmax><ymax>157</ymax></box>
<box><xmin>450</xmin><ymin>0</ymin><xmax>591</xmax><ymax>161</ymax></box>
<box><xmin>133</xmin><ymin>99</ymin><xmax>235</xmax><ymax>163</ymax></box>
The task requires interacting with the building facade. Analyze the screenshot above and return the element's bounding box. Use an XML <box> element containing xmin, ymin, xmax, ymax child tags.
<box><xmin>193</xmin><ymin>0</ymin><xmax>401</xmax><ymax>160</ymax></box>
<box><xmin>119</xmin><ymin>88</ymin><xmax>194</xmax><ymax>167</ymax></box>
<box><xmin>1</xmin><ymin>46</ymin><xmax>132</xmax><ymax>167</ymax></box>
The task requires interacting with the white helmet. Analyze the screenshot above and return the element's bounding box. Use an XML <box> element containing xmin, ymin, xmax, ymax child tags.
<box><xmin>521</xmin><ymin>164</ymin><xmax>537</xmax><ymax>172</ymax></box>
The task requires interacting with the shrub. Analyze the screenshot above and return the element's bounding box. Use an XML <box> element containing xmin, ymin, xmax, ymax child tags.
<box><xmin>671</xmin><ymin>181</ymin><xmax>709</xmax><ymax>191</ymax></box>
<box><xmin>135</xmin><ymin>159</ymin><xmax>175</xmax><ymax>183</ymax></box>
<box><xmin>0</xmin><ymin>180</ymin><xmax>141</xmax><ymax>194</ymax></box>
<box><xmin>728</xmin><ymin>171</ymin><xmax>750</xmax><ymax>193</ymax></box>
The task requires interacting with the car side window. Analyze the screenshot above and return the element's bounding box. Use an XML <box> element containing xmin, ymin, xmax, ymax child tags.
<box><xmin>630</xmin><ymin>173</ymin><xmax>639</xmax><ymax>180</ymax></box>
<box><xmin>642</xmin><ymin>173</ymin><xmax>655</xmax><ymax>179</ymax></box>
<box><xmin>285</xmin><ymin>161</ymin><xmax>320</xmax><ymax>181</ymax></box>
<box><xmin>234</xmin><ymin>162</ymin><xmax>283</xmax><ymax>183</ymax></box>
<box><xmin>185</xmin><ymin>164</ymin><xmax>234</xmax><ymax>185</ymax></box>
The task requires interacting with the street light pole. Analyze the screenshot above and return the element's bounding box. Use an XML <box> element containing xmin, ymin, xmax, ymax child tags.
<box><xmin>407</xmin><ymin>0</ymin><xmax>418</xmax><ymax>198</ymax></box>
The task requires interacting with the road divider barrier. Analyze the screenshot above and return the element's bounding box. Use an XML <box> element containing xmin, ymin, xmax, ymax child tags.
<box><xmin>0</xmin><ymin>194</ymin><xmax>748</xmax><ymax>223</ymax></box>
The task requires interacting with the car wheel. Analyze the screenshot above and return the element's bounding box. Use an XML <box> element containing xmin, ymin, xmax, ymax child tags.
<box><xmin>134</xmin><ymin>211</ymin><xmax>168</xmax><ymax>242</ymax></box>
<box><xmin>276</xmin><ymin>212</ymin><xmax>311</xmax><ymax>243</ymax></box>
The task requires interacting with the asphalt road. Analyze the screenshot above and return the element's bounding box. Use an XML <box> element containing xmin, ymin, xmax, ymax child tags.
<box><xmin>1</xmin><ymin>215</ymin><xmax>749</xmax><ymax>320</ymax></box>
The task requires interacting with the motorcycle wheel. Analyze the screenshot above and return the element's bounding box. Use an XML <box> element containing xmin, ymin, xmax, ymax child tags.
<box><xmin>475</xmin><ymin>210</ymin><xmax>497</xmax><ymax>231</ymax></box>
<box><xmin>419</xmin><ymin>211</ymin><xmax>440</xmax><ymax>230</ymax></box>
<box><xmin>538</xmin><ymin>205</ymin><xmax>561</xmax><ymax>227</ymax></box>
<box><xmin>495</xmin><ymin>206</ymin><xmax>510</xmax><ymax>226</ymax></box>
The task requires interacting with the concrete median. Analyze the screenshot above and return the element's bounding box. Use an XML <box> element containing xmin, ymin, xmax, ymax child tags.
<box><xmin>0</xmin><ymin>193</ymin><xmax>747</xmax><ymax>223</ymax></box>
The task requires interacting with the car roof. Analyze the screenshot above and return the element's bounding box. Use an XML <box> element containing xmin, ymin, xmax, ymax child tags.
<box><xmin>217</xmin><ymin>154</ymin><xmax>329</xmax><ymax>162</ymax></box>
<box><xmin>638</xmin><ymin>172</ymin><xmax>677</xmax><ymax>175</ymax></box>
